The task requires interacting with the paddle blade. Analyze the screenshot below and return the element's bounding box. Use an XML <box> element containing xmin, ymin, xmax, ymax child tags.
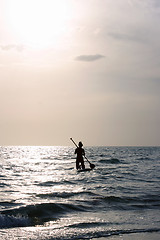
<box><xmin>90</xmin><ymin>163</ymin><xmax>95</xmax><ymax>169</ymax></box>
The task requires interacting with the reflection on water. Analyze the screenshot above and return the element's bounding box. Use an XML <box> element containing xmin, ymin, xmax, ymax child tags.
<box><xmin>0</xmin><ymin>146</ymin><xmax>160</xmax><ymax>239</ymax></box>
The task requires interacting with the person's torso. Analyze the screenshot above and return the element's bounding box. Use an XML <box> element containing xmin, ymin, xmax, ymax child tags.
<box><xmin>76</xmin><ymin>148</ymin><xmax>84</xmax><ymax>158</ymax></box>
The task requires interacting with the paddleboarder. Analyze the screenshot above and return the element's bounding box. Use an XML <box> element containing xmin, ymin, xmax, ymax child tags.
<box><xmin>75</xmin><ymin>141</ymin><xmax>85</xmax><ymax>170</ymax></box>
<box><xmin>70</xmin><ymin>138</ymin><xmax>95</xmax><ymax>170</ymax></box>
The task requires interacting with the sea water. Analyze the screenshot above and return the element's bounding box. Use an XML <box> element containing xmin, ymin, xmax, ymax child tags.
<box><xmin>0</xmin><ymin>146</ymin><xmax>160</xmax><ymax>239</ymax></box>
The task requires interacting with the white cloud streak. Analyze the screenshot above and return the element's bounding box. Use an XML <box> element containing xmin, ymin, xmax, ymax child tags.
<box><xmin>0</xmin><ymin>44</ymin><xmax>24</xmax><ymax>52</ymax></box>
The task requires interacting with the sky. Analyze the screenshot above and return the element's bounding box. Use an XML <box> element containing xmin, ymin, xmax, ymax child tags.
<box><xmin>0</xmin><ymin>0</ymin><xmax>160</xmax><ymax>146</ymax></box>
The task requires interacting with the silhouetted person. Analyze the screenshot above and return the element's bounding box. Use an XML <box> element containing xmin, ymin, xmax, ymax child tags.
<box><xmin>75</xmin><ymin>142</ymin><xmax>85</xmax><ymax>170</ymax></box>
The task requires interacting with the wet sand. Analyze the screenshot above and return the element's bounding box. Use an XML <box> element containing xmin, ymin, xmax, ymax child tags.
<box><xmin>93</xmin><ymin>232</ymin><xmax>160</xmax><ymax>240</ymax></box>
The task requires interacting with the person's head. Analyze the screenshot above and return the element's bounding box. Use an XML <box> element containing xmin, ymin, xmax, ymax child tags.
<box><xmin>78</xmin><ymin>141</ymin><xmax>83</xmax><ymax>147</ymax></box>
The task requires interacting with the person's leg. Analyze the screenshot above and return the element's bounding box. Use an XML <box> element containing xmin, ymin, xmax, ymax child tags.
<box><xmin>76</xmin><ymin>159</ymin><xmax>80</xmax><ymax>170</ymax></box>
<box><xmin>81</xmin><ymin>160</ymin><xmax>85</xmax><ymax>169</ymax></box>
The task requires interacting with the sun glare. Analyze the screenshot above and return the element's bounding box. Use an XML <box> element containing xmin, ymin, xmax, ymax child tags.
<box><xmin>7</xmin><ymin>0</ymin><xmax>72</xmax><ymax>49</ymax></box>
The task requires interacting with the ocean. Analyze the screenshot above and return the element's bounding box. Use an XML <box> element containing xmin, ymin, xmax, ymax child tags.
<box><xmin>0</xmin><ymin>146</ymin><xmax>160</xmax><ymax>240</ymax></box>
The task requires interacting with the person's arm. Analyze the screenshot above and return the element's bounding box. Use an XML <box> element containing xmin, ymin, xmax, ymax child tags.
<box><xmin>82</xmin><ymin>149</ymin><xmax>85</xmax><ymax>156</ymax></box>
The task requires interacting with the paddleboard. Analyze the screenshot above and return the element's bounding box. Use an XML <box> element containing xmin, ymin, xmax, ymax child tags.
<box><xmin>77</xmin><ymin>168</ymin><xmax>93</xmax><ymax>172</ymax></box>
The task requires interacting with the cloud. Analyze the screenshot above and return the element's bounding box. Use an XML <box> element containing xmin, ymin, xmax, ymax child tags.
<box><xmin>0</xmin><ymin>44</ymin><xmax>24</xmax><ymax>52</ymax></box>
<box><xmin>108</xmin><ymin>29</ymin><xmax>148</xmax><ymax>43</ymax></box>
<box><xmin>75</xmin><ymin>54</ymin><xmax>105</xmax><ymax>62</ymax></box>
<box><xmin>151</xmin><ymin>0</ymin><xmax>160</xmax><ymax>8</ymax></box>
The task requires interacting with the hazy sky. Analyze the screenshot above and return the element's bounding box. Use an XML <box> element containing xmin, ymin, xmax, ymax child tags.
<box><xmin>0</xmin><ymin>0</ymin><xmax>160</xmax><ymax>146</ymax></box>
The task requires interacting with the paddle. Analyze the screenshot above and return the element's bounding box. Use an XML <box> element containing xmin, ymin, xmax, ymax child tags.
<box><xmin>70</xmin><ymin>138</ymin><xmax>95</xmax><ymax>169</ymax></box>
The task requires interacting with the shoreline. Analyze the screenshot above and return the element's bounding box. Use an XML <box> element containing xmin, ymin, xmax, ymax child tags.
<box><xmin>93</xmin><ymin>232</ymin><xmax>160</xmax><ymax>240</ymax></box>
